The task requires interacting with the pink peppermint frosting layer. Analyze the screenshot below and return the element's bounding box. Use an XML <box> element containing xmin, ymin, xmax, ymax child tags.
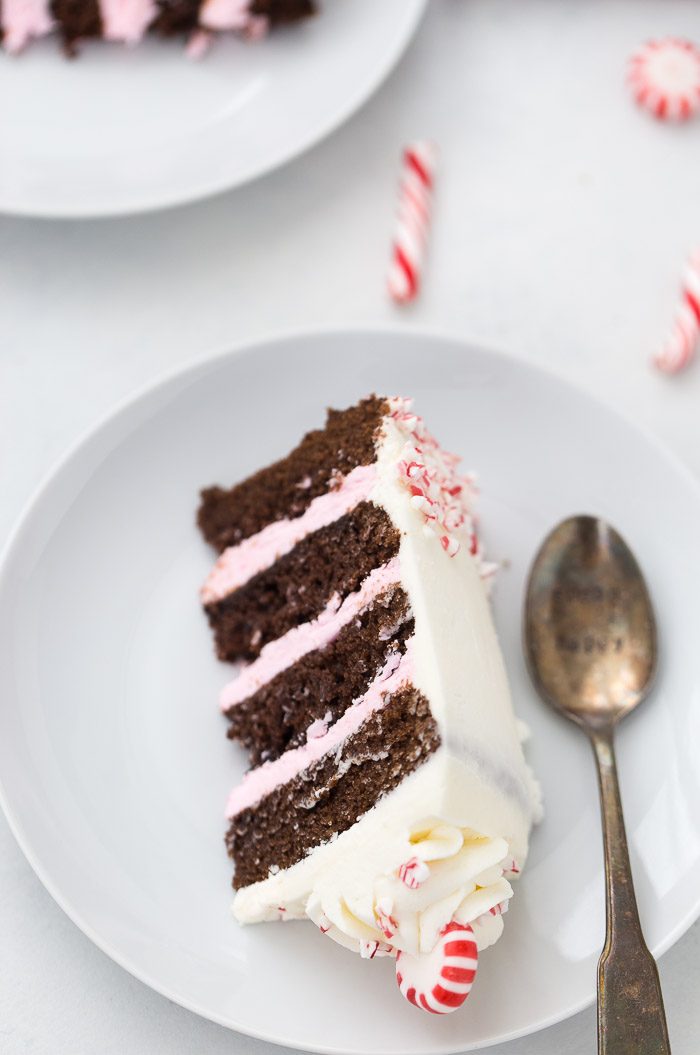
<box><xmin>1</xmin><ymin>0</ymin><xmax>53</xmax><ymax>53</ymax></box>
<box><xmin>220</xmin><ymin>558</ymin><xmax>401</xmax><ymax>711</ymax></box>
<box><xmin>225</xmin><ymin>641</ymin><xmax>415</xmax><ymax>818</ymax></box>
<box><xmin>200</xmin><ymin>0</ymin><xmax>267</xmax><ymax>36</ymax></box>
<box><xmin>202</xmin><ymin>463</ymin><xmax>378</xmax><ymax>605</ymax></box>
<box><xmin>99</xmin><ymin>0</ymin><xmax>157</xmax><ymax>43</ymax></box>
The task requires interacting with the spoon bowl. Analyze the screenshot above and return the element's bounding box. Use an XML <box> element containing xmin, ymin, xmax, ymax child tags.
<box><xmin>524</xmin><ymin>515</ymin><xmax>657</xmax><ymax>727</ymax></box>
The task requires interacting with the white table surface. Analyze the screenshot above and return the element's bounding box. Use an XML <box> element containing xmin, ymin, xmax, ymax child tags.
<box><xmin>2</xmin><ymin>2</ymin><xmax>700</xmax><ymax>1052</ymax></box>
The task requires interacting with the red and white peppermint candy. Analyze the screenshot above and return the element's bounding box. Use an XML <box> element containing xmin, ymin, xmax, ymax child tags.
<box><xmin>360</xmin><ymin>939</ymin><xmax>394</xmax><ymax>959</ymax></box>
<box><xmin>317</xmin><ymin>912</ymin><xmax>332</xmax><ymax>934</ymax></box>
<box><xmin>375</xmin><ymin>898</ymin><xmax>399</xmax><ymax>940</ymax></box>
<box><xmin>398</xmin><ymin>856</ymin><xmax>431</xmax><ymax>889</ymax></box>
<box><xmin>387</xmin><ymin>142</ymin><xmax>438</xmax><ymax>304</ymax></box>
<box><xmin>628</xmin><ymin>38</ymin><xmax>700</xmax><ymax>121</ymax></box>
<box><xmin>655</xmin><ymin>250</ymin><xmax>700</xmax><ymax>374</ymax></box>
<box><xmin>396</xmin><ymin>922</ymin><xmax>478</xmax><ymax>1014</ymax></box>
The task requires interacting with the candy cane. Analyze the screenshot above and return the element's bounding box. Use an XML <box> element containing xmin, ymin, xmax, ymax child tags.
<box><xmin>628</xmin><ymin>38</ymin><xmax>700</xmax><ymax>121</ymax></box>
<box><xmin>387</xmin><ymin>142</ymin><xmax>438</xmax><ymax>304</ymax></box>
<box><xmin>654</xmin><ymin>251</ymin><xmax>700</xmax><ymax>374</ymax></box>
<box><xmin>396</xmin><ymin>922</ymin><xmax>478</xmax><ymax>1014</ymax></box>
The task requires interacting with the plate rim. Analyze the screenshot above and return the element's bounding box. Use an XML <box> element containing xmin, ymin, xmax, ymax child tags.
<box><xmin>0</xmin><ymin>0</ymin><xmax>427</xmax><ymax>220</ymax></box>
<box><xmin>1</xmin><ymin>326</ymin><xmax>700</xmax><ymax>1054</ymax></box>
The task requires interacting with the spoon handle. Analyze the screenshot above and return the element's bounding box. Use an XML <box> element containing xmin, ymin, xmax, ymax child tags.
<box><xmin>589</xmin><ymin>727</ymin><xmax>671</xmax><ymax>1055</ymax></box>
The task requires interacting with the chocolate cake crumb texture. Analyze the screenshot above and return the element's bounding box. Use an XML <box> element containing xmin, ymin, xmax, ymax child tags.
<box><xmin>251</xmin><ymin>0</ymin><xmax>316</xmax><ymax>23</ymax></box>
<box><xmin>151</xmin><ymin>1</ymin><xmax>201</xmax><ymax>36</ymax></box>
<box><xmin>227</xmin><ymin>686</ymin><xmax>441</xmax><ymax>889</ymax></box>
<box><xmin>205</xmin><ymin>502</ymin><xmax>400</xmax><ymax>662</ymax></box>
<box><xmin>227</xmin><ymin>585</ymin><xmax>414</xmax><ymax>765</ymax></box>
<box><xmin>50</xmin><ymin>0</ymin><xmax>102</xmax><ymax>50</ymax></box>
<box><xmin>198</xmin><ymin>395</ymin><xmax>389</xmax><ymax>552</ymax></box>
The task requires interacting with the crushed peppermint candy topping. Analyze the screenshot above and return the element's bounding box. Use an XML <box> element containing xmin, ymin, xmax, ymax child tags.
<box><xmin>388</xmin><ymin>396</ymin><xmax>497</xmax><ymax>580</ymax></box>
<box><xmin>318</xmin><ymin>912</ymin><xmax>332</xmax><ymax>934</ymax></box>
<box><xmin>375</xmin><ymin>897</ymin><xmax>399</xmax><ymax>940</ymax></box>
<box><xmin>359</xmin><ymin>939</ymin><xmax>395</xmax><ymax>959</ymax></box>
<box><xmin>398</xmin><ymin>856</ymin><xmax>431</xmax><ymax>889</ymax></box>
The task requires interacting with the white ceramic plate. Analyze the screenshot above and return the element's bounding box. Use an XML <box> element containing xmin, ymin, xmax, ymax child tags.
<box><xmin>1</xmin><ymin>331</ymin><xmax>699</xmax><ymax>1054</ymax></box>
<box><xmin>0</xmin><ymin>1</ymin><xmax>425</xmax><ymax>218</ymax></box>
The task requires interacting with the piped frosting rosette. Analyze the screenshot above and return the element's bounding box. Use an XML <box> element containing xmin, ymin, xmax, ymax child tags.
<box><xmin>304</xmin><ymin>822</ymin><xmax>514</xmax><ymax>959</ymax></box>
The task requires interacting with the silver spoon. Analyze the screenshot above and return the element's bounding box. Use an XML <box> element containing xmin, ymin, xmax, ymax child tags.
<box><xmin>524</xmin><ymin>515</ymin><xmax>671</xmax><ymax>1055</ymax></box>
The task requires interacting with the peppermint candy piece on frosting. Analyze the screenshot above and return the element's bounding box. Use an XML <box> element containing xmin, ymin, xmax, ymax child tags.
<box><xmin>375</xmin><ymin>897</ymin><xmax>399</xmax><ymax>940</ymax></box>
<box><xmin>398</xmin><ymin>856</ymin><xmax>431</xmax><ymax>889</ymax></box>
<box><xmin>396</xmin><ymin>922</ymin><xmax>478</xmax><ymax>1014</ymax></box>
<box><xmin>628</xmin><ymin>38</ymin><xmax>700</xmax><ymax>121</ymax></box>
<box><xmin>360</xmin><ymin>939</ymin><xmax>394</xmax><ymax>959</ymax></box>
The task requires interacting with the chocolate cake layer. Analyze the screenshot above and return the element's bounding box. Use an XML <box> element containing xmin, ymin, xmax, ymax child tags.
<box><xmin>46</xmin><ymin>0</ymin><xmax>315</xmax><ymax>52</ymax></box>
<box><xmin>251</xmin><ymin>0</ymin><xmax>316</xmax><ymax>23</ymax></box>
<box><xmin>153</xmin><ymin>0</ymin><xmax>315</xmax><ymax>35</ymax></box>
<box><xmin>227</xmin><ymin>686</ymin><xmax>441</xmax><ymax>889</ymax></box>
<box><xmin>206</xmin><ymin>501</ymin><xmax>400</xmax><ymax>663</ymax></box>
<box><xmin>51</xmin><ymin>0</ymin><xmax>102</xmax><ymax>49</ymax></box>
<box><xmin>227</xmin><ymin>585</ymin><xmax>413</xmax><ymax>765</ymax></box>
<box><xmin>198</xmin><ymin>396</ymin><xmax>388</xmax><ymax>552</ymax></box>
<box><xmin>152</xmin><ymin>1</ymin><xmax>200</xmax><ymax>35</ymax></box>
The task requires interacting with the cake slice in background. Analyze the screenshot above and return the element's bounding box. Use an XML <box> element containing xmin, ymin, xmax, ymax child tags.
<box><xmin>1</xmin><ymin>0</ymin><xmax>316</xmax><ymax>56</ymax></box>
<box><xmin>198</xmin><ymin>395</ymin><xmax>541</xmax><ymax>1013</ymax></box>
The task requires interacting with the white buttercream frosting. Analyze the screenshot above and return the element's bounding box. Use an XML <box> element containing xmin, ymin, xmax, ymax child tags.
<box><xmin>232</xmin><ymin>398</ymin><xmax>541</xmax><ymax>971</ymax></box>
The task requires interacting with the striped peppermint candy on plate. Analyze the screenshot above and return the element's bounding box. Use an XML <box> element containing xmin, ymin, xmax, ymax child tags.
<box><xmin>628</xmin><ymin>38</ymin><xmax>700</xmax><ymax>121</ymax></box>
<box><xmin>387</xmin><ymin>141</ymin><xmax>438</xmax><ymax>304</ymax></box>
<box><xmin>396</xmin><ymin>922</ymin><xmax>478</xmax><ymax>1014</ymax></box>
<box><xmin>654</xmin><ymin>250</ymin><xmax>700</xmax><ymax>374</ymax></box>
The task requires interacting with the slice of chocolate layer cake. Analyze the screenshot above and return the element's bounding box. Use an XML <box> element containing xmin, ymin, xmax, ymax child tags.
<box><xmin>198</xmin><ymin>395</ymin><xmax>541</xmax><ymax>1014</ymax></box>
<box><xmin>1</xmin><ymin>0</ymin><xmax>315</xmax><ymax>56</ymax></box>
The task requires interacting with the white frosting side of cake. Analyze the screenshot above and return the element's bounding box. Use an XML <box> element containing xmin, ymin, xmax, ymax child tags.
<box><xmin>233</xmin><ymin>403</ymin><xmax>541</xmax><ymax>958</ymax></box>
<box><xmin>372</xmin><ymin>411</ymin><xmax>542</xmax><ymax>851</ymax></box>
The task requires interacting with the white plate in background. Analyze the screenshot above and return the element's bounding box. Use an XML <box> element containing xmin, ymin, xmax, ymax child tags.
<box><xmin>0</xmin><ymin>1</ymin><xmax>426</xmax><ymax>217</ymax></box>
<box><xmin>1</xmin><ymin>330</ymin><xmax>699</xmax><ymax>1053</ymax></box>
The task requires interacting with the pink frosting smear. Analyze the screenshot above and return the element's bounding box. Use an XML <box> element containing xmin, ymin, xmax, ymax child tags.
<box><xmin>220</xmin><ymin>558</ymin><xmax>401</xmax><ymax>711</ymax></box>
<box><xmin>99</xmin><ymin>0</ymin><xmax>157</xmax><ymax>43</ymax></box>
<box><xmin>200</xmin><ymin>0</ymin><xmax>267</xmax><ymax>36</ymax></box>
<box><xmin>186</xmin><ymin>29</ymin><xmax>213</xmax><ymax>59</ymax></box>
<box><xmin>225</xmin><ymin>641</ymin><xmax>415</xmax><ymax>818</ymax></box>
<box><xmin>202</xmin><ymin>464</ymin><xmax>378</xmax><ymax>605</ymax></box>
<box><xmin>2</xmin><ymin>0</ymin><xmax>53</xmax><ymax>53</ymax></box>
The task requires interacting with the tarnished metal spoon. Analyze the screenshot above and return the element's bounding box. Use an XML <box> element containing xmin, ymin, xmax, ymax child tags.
<box><xmin>524</xmin><ymin>515</ymin><xmax>671</xmax><ymax>1055</ymax></box>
